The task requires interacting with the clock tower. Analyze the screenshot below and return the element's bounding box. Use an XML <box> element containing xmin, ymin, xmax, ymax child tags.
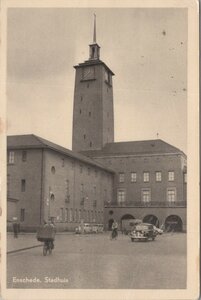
<box><xmin>72</xmin><ymin>15</ymin><xmax>114</xmax><ymax>152</ymax></box>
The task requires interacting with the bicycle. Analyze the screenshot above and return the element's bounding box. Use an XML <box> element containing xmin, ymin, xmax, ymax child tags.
<box><xmin>43</xmin><ymin>239</ymin><xmax>54</xmax><ymax>256</ymax></box>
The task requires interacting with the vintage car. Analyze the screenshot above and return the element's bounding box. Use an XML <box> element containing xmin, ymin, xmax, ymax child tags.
<box><xmin>129</xmin><ymin>223</ymin><xmax>158</xmax><ymax>242</ymax></box>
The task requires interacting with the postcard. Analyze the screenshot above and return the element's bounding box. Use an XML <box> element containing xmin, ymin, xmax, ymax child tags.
<box><xmin>0</xmin><ymin>0</ymin><xmax>199</xmax><ymax>299</ymax></box>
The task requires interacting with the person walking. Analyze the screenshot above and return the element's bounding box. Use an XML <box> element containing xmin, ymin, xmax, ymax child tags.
<box><xmin>111</xmin><ymin>220</ymin><xmax>118</xmax><ymax>240</ymax></box>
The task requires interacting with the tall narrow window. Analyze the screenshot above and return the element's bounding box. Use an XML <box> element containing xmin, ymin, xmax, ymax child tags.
<box><xmin>8</xmin><ymin>151</ymin><xmax>15</xmax><ymax>164</ymax></box>
<box><xmin>117</xmin><ymin>189</ymin><xmax>126</xmax><ymax>204</ymax></box>
<box><xmin>61</xmin><ymin>158</ymin><xmax>65</xmax><ymax>167</ymax></box>
<box><xmin>131</xmin><ymin>172</ymin><xmax>137</xmax><ymax>182</ymax></box>
<box><xmin>167</xmin><ymin>188</ymin><xmax>176</xmax><ymax>202</ymax></box>
<box><xmin>60</xmin><ymin>208</ymin><xmax>64</xmax><ymax>222</ymax></box>
<box><xmin>20</xmin><ymin>208</ymin><xmax>25</xmax><ymax>222</ymax></box>
<box><xmin>65</xmin><ymin>208</ymin><xmax>68</xmax><ymax>222</ymax></box>
<box><xmin>143</xmin><ymin>172</ymin><xmax>149</xmax><ymax>182</ymax></box>
<box><xmin>119</xmin><ymin>173</ymin><xmax>125</xmax><ymax>183</ymax></box>
<box><xmin>21</xmin><ymin>179</ymin><xmax>26</xmax><ymax>192</ymax></box>
<box><xmin>80</xmin><ymin>165</ymin><xmax>83</xmax><ymax>173</ymax></box>
<box><xmin>156</xmin><ymin>171</ymin><xmax>162</xmax><ymax>182</ymax></box>
<box><xmin>168</xmin><ymin>171</ymin><xmax>175</xmax><ymax>181</ymax></box>
<box><xmin>69</xmin><ymin>209</ymin><xmax>73</xmax><ymax>222</ymax></box>
<box><xmin>141</xmin><ymin>189</ymin><xmax>151</xmax><ymax>203</ymax></box>
<box><xmin>22</xmin><ymin>151</ymin><xmax>27</xmax><ymax>162</ymax></box>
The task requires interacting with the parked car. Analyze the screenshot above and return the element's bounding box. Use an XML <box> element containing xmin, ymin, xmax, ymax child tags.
<box><xmin>129</xmin><ymin>223</ymin><xmax>158</xmax><ymax>242</ymax></box>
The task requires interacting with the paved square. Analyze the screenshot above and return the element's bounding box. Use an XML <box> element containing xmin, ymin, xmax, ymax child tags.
<box><xmin>7</xmin><ymin>232</ymin><xmax>186</xmax><ymax>289</ymax></box>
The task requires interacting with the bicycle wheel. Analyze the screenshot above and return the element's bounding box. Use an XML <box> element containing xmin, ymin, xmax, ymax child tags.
<box><xmin>43</xmin><ymin>245</ymin><xmax>47</xmax><ymax>256</ymax></box>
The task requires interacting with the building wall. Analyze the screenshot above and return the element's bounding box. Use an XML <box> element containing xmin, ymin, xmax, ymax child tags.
<box><xmin>7</xmin><ymin>149</ymin><xmax>43</xmax><ymax>231</ymax></box>
<box><xmin>42</xmin><ymin>149</ymin><xmax>114</xmax><ymax>231</ymax></box>
<box><xmin>91</xmin><ymin>153</ymin><xmax>187</xmax><ymax>205</ymax></box>
<box><xmin>7</xmin><ymin>200</ymin><xmax>18</xmax><ymax>222</ymax></box>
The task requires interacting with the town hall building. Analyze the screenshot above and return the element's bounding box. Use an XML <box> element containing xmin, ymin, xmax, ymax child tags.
<box><xmin>7</xmin><ymin>18</ymin><xmax>187</xmax><ymax>232</ymax></box>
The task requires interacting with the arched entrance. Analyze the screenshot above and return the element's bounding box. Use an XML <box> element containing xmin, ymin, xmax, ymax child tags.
<box><xmin>108</xmin><ymin>218</ymin><xmax>114</xmax><ymax>230</ymax></box>
<box><xmin>143</xmin><ymin>215</ymin><xmax>159</xmax><ymax>227</ymax></box>
<box><xmin>165</xmin><ymin>215</ymin><xmax>183</xmax><ymax>232</ymax></box>
<box><xmin>121</xmin><ymin>214</ymin><xmax>135</xmax><ymax>233</ymax></box>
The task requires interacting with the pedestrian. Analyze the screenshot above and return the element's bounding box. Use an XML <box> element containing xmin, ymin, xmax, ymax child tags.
<box><xmin>12</xmin><ymin>217</ymin><xmax>19</xmax><ymax>238</ymax></box>
<box><xmin>111</xmin><ymin>219</ymin><xmax>118</xmax><ymax>240</ymax></box>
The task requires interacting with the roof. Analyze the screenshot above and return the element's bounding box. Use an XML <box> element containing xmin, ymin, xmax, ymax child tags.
<box><xmin>7</xmin><ymin>134</ymin><xmax>115</xmax><ymax>173</ymax></box>
<box><xmin>81</xmin><ymin>139</ymin><xmax>186</xmax><ymax>158</ymax></box>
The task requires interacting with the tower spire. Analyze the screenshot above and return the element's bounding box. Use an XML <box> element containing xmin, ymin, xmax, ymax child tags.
<box><xmin>89</xmin><ymin>14</ymin><xmax>100</xmax><ymax>60</ymax></box>
<box><xmin>93</xmin><ymin>13</ymin><xmax>96</xmax><ymax>43</ymax></box>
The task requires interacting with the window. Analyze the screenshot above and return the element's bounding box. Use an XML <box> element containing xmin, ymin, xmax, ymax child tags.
<box><xmin>51</xmin><ymin>166</ymin><xmax>56</xmax><ymax>174</ymax></box>
<box><xmin>94</xmin><ymin>186</ymin><xmax>96</xmax><ymax>196</ymax></box>
<box><xmin>50</xmin><ymin>193</ymin><xmax>55</xmax><ymax>201</ymax></box>
<box><xmin>74</xmin><ymin>209</ymin><xmax>77</xmax><ymax>222</ymax></box>
<box><xmin>131</xmin><ymin>172</ymin><xmax>137</xmax><ymax>182</ymax></box>
<box><xmin>84</xmin><ymin>134</ymin><xmax>86</xmax><ymax>140</ymax></box>
<box><xmin>167</xmin><ymin>189</ymin><xmax>176</xmax><ymax>202</ymax></box>
<box><xmin>184</xmin><ymin>173</ymin><xmax>187</xmax><ymax>183</ymax></box>
<box><xmin>168</xmin><ymin>171</ymin><xmax>175</xmax><ymax>181</ymax></box>
<box><xmin>141</xmin><ymin>189</ymin><xmax>151</xmax><ymax>202</ymax></box>
<box><xmin>156</xmin><ymin>171</ymin><xmax>162</xmax><ymax>182</ymax></box>
<box><xmin>80</xmin><ymin>109</ymin><xmax>82</xmax><ymax>114</ymax></box>
<box><xmin>8</xmin><ymin>151</ymin><xmax>14</xmax><ymax>164</ymax></box>
<box><xmin>69</xmin><ymin>209</ymin><xmax>73</xmax><ymax>222</ymax></box>
<box><xmin>117</xmin><ymin>189</ymin><xmax>126</xmax><ymax>204</ymax></box>
<box><xmin>61</xmin><ymin>158</ymin><xmax>65</xmax><ymax>167</ymax></box>
<box><xmin>90</xmin><ymin>142</ymin><xmax>92</xmax><ymax>147</ymax></box>
<box><xmin>65</xmin><ymin>208</ymin><xmax>68</xmax><ymax>222</ymax></box>
<box><xmin>60</xmin><ymin>208</ymin><xmax>64</xmax><ymax>222</ymax></box>
<box><xmin>21</xmin><ymin>179</ymin><xmax>26</xmax><ymax>192</ymax></box>
<box><xmin>87</xmin><ymin>167</ymin><xmax>90</xmax><ymax>175</ymax></box>
<box><xmin>143</xmin><ymin>172</ymin><xmax>149</xmax><ymax>182</ymax></box>
<box><xmin>20</xmin><ymin>208</ymin><xmax>25</xmax><ymax>222</ymax></box>
<box><xmin>81</xmin><ymin>183</ymin><xmax>84</xmax><ymax>193</ymax></box>
<box><xmin>119</xmin><ymin>173</ymin><xmax>125</xmax><ymax>183</ymax></box>
<box><xmin>78</xmin><ymin>210</ymin><xmax>81</xmax><ymax>222</ymax></box>
<box><xmin>22</xmin><ymin>151</ymin><xmax>27</xmax><ymax>162</ymax></box>
<box><xmin>89</xmin><ymin>112</ymin><xmax>91</xmax><ymax>117</ymax></box>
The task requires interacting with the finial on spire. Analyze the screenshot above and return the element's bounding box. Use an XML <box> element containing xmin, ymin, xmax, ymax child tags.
<box><xmin>93</xmin><ymin>13</ymin><xmax>96</xmax><ymax>43</ymax></box>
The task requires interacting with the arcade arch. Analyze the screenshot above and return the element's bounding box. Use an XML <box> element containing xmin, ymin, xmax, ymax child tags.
<box><xmin>143</xmin><ymin>215</ymin><xmax>159</xmax><ymax>227</ymax></box>
<box><xmin>165</xmin><ymin>215</ymin><xmax>183</xmax><ymax>232</ymax></box>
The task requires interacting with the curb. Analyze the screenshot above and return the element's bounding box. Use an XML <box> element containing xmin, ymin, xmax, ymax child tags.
<box><xmin>7</xmin><ymin>244</ymin><xmax>43</xmax><ymax>254</ymax></box>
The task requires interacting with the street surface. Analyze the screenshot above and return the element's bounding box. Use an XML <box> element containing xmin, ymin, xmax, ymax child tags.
<box><xmin>7</xmin><ymin>232</ymin><xmax>186</xmax><ymax>289</ymax></box>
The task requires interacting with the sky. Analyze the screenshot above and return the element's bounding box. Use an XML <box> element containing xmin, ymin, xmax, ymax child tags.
<box><xmin>7</xmin><ymin>7</ymin><xmax>187</xmax><ymax>153</ymax></box>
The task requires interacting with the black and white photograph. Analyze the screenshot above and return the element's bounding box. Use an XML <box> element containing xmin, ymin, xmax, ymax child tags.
<box><xmin>0</xmin><ymin>1</ymin><xmax>199</xmax><ymax>300</ymax></box>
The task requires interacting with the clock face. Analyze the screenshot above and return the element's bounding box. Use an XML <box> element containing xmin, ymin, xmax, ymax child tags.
<box><xmin>83</xmin><ymin>67</ymin><xmax>95</xmax><ymax>80</ymax></box>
